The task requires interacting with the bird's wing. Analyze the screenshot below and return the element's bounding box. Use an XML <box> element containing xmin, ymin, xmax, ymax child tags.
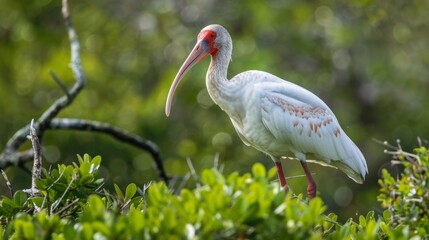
<box><xmin>256</xmin><ymin>79</ymin><xmax>367</xmax><ymax>183</ymax></box>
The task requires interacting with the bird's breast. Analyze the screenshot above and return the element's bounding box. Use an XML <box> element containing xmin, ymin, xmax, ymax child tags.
<box><xmin>228</xmin><ymin>97</ymin><xmax>292</xmax><ymax>157</ymax></box>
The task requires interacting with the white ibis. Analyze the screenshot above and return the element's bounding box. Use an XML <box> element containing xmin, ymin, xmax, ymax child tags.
<box><xmin>165</xmin><ymin>24</ymin><xmax>368</xmax><ymax>199</ymax></box>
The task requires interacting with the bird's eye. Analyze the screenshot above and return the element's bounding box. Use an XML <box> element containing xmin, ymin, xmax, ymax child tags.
<box><xmin>210</xmin><ymin>34</ymin><xmax>215</xmax><ymax>38</ymax></box>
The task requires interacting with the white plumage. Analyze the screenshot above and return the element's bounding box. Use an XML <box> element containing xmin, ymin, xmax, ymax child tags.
<box><xmin>166</xmin><ymin>24</ymin><xmax>368</xmax><ymax>199</ymax></box>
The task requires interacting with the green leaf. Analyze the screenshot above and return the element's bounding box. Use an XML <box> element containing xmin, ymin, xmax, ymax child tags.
<box><xmin>19</xmin><ymin>220</ymin><xmax>35</xmax><ymax>239</ymax></box>
<box><xmin>244</xmin><ymin>202</ymin><xmax>260</xmax><ymax>220</ymax></box>
<box><xmin>90</xmin><ymin>156</ymin><xmax>101</xmax><ymax>173</ymax></box>
<box><xmin>92</xmin><ymin>221</ymin><xmax>110</xmax><ymax>237</ymax></box>
<box><xmin>13</xmin><ymin>190</ymin><xmax>27</xmax><ymax>207</ymax></box>
<box><xmin>379</xmin><ymin>221</ymin><xmax>390</xmax><ymax>235</ymax></box>
<box><xmin>76</xmin><ymin>154</ymin><xmax>84</xmax><ymax>164</ymax></box>
<box><xmin>359</xmin><ymin>215</ymin><xmax>366</xmax><ymax>227</ymax></box>
<box><xmin>272</xmin><ymin>189</ymin><xmax>286</xmax><ymax>208</ymax></box>
<box><xmin>63</xmin><ymin>224</ymin><xmax>78</xmax><ymax>239</ymax></box>
<box><xmin>80</xmin><ymin>161</ymin><xmax>91</xmax><ymax>175</ymax></box>
<box><xmin>87</xmin><ymin>195</ymin><xmax>106</xmax><ymax>213</ymax></box>
<box><xmin>267</xmin><ymin>167</ymin><xmax>278</xmax><ymax>180</ymax></box>
<box><xmin>383</xmin><ymin>210</ymin><xmax>391</xmax><ymax>223</ymax></box>
<box><xmin>226</xmin><ymin>171</ymin><xmax>239</xmax><ymax>184</ymax></box>
<box><xmin>365</xmin><ymin>210</ymin><xmax>374</xmax><ymax>221</ymax></box>
<box><xmin>81</xmin><ymin>223</ymin><xmax>94</xmax><ymax>240</ymax></box>
<box><xmin>91</xmin><ymin>155</ymin><xmax>102</xmax><ymax>166</ymax></box>
<box><xmin>252</xmin><ymin>163</ymin><xmax>266</xmax><ymax>178</ymax></box>
<box><xmin>125</xmin><ymin>183</ymin><xmax>137</xmax><ymax>200</ymax></box>
<box><xmin>30</xmin><ymin>197</ymin><xmax>45</xmax><ymax>208</ymax></box>
<box><xmin>35</xmin><ymin>179</ymin><xmax>48</xmax><ymax>190</ymax></box>
<box><xmin>79</xmin><ymin>174</ymin><xmax>94</xmax><ymax>185</ymax></box>
<box><xmin>339</xmin><ymin>221</ymin><xmax>351</xmax><ymax>239</ymax></box>
<box><xmin>114</xmin><ymin>184</ymin><xmax>124</xmax><ymax>201</ymax></box>
<box><xmin>94</xmin><ymin>178</ymin><xmax>105</xmax><ymax>185</ymax></box>
<box><xmin>1</xmin><ymin>196</ymin><xmax>20</xmax><ymax>209</ymax></box>
<box><xmin>323</xmin><ymin>212</ymin><xmax>337</xmax><ymax>233</ymax></box>
<box><xmin>201</xmin><ymin>169</ymin><xmax>217</xmax><ymax>187</ymax></box>
<box><xmin>162</xmin><ymin>208</ymin><xmax>177</xmax><ymax>230</ymax></box>
<box><xmin>83</xmin><ymin>154</ymin><xmax>92</xmax><ymax>162</ymax></box>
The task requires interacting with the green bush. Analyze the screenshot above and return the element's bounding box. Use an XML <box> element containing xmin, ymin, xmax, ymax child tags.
<box><xmin>378</xmin><ymin>145</ymin><xmax>429</xmax><ymax>238</ymax></box>
<box><xmin>0</xmin><ymin>145</ymin><xmax>428</xmax><ymax>239</ymax></box>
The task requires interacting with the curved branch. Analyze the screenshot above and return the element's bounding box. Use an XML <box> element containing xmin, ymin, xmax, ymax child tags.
<box><xmin>49</xmin><ymin>118</ymin><xmax>170</xmax><ymax>182</ymax></box>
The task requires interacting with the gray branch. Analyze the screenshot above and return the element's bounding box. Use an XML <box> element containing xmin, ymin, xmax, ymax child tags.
<box><xmin>1</xmin><ymin>170</ymin><xmax>14</xmax><ymax>197</ymax></box>
<box><xmin>48</xmin><ymin>118</ymin><xmax>169</xmax><ymax>182</ymax></box>
<box><xmin>27</xmin><ymin>119</ymin><xmax>42</xmax><ymax>195</ymax></box>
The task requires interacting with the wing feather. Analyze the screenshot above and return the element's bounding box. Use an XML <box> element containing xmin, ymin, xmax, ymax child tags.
<box><xmin>257</xmin><ymin>80</ymin><xmax>368</xmax><ymax>183</ymax></box>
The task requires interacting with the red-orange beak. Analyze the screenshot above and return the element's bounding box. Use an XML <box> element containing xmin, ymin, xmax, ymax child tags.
<box><xmin>165</xmin><ymin>40</ymin><xmax>211</xmax><ymax>116</ymax></box>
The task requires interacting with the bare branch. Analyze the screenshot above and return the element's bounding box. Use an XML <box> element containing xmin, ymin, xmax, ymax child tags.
<box><xmin>48</xmin><ymin>118</ymin><xmax>169</xmax><ymax>183</ymax></box>
<box><xmin>49</xmin><ymin>70</ymin><xmax>70</xmax><ymax>98</ymax></box>
<box><xmin>37</xmin><ymin>0</ymin><xmax>86</xmax><ymax>134</ymax></box>
<box><xmin>51</xmin><ymin>172</ymin><xmax>76</xmax><ymax>214</ymax></box>
<box><xmin>53</xmin><ymin>198</ymin><xmax>80</xmax><ymax>216</ymax></box>
<box><xmin>27</xmin><ymin>119</ymin><xmax>42</xmax><ymax>195</ymax></box>
<box><xmin>1</xmin><ymin>170</ymin><xmax>14</xmax><ymax>197</ymax></box>
<box><xmin>186</xmin><ymin>158</ymin><xmax>200</xmax><ymax>188</ymax></box>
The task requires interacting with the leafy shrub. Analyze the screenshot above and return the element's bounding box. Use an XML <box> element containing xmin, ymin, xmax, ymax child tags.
<box><xmin>0</xmin><ymin>145</ymin><xmax>428</xmax><ymax>239</ymax></box>
<box><xmin>378</xmin><ymin>145</ymin><xmax>429</xmax><ymax>238</ymax></box>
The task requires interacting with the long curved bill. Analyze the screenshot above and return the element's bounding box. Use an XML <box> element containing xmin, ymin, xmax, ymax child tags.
<box><xmin>165</xmin><ymin>40</ymin><xmax>211</xmax><ymax>116</ymax></box>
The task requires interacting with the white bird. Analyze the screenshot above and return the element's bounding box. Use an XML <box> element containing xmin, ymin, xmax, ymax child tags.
<box><xmin>165</xmin><ymin>24</ymin><xmax>368</xmax><ymax>199</ymax></box>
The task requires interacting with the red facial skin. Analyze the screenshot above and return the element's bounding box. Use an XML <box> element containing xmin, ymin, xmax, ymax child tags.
<box><xmin>198</xmin><ymin>30</ymin><xmax>218</xmax><ymax>56</ymax></box>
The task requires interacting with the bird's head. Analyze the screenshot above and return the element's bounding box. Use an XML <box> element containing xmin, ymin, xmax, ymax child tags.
<box><xmin>165</xmin><ymin>24</ymin><xmax>231</xmax><ymax>117</ymax></box>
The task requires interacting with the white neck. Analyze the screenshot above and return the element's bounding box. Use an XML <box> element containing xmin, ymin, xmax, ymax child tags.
<box><xmin>205</xmin><ymin>41</ymin><xmax>237</xmax><ymax>112</ymax></box>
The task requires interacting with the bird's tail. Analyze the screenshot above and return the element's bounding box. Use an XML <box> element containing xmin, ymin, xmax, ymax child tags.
<box><xmin>307</xmin><ymin>134</ymin><xmax>368</xmax><ymax>184</ymax></box>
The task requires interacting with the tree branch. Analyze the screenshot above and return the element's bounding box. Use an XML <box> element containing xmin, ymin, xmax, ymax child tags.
<box><xmin>48</xmin><ymin>118</ymin><xmax>169</xmax><ymax>182</ymax></box>
<box><xmin>1</xmin><ymin>170</ymin><xmax>14</xmax><ymax>197</ymax></box>
<box><xmin>27</xmin><ymin>119</ymin><xmax>42</xmax><ymax>195</ymax></box>
<box><xmin>38</xmin><ymin>0</ymin><xmax>86</xmax><ymax>135</ymax></box>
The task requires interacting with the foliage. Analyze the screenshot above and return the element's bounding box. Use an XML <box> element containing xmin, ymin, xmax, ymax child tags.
<box><xmin>0</xmin><ymin>154</ymin><xmax>104</xmax><ymax>220</ymax></box>
<box><xmin>1</xmin><ymin>146</ymin><xmax>428</xmax><ymax>239</ymax></box>
<box><xmin>378</xmin><ymin>145</ymin><xmax>429</xmax><ymax>238</ymax></box>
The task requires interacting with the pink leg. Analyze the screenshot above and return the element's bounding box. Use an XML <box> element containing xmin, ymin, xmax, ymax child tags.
<box><xmin>300</xmin><ymin>161</ymin><xmax>316</xmax><ymax>199</ymax></box>
<box><xmin>275</xmin><ymin>162</ymin><xmax>289</xmax><ymax>192</ymax></box>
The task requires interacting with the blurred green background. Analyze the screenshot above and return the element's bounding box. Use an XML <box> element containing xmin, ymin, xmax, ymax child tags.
<box><xmin>1</xmin><ymin>0</ymin><xmax>428</xmax><ymax>221</ymax></box>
